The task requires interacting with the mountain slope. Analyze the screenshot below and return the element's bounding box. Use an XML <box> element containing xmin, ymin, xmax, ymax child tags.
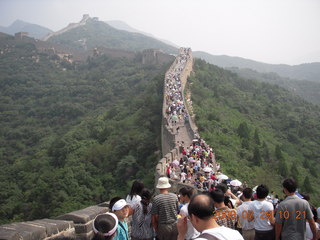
<box><xmin>193</xmin><ymin>51</ymin><xmax>320</xmax><ymax>82</ymax></box>
<box><xmin>189</xmin><ymin>59</ymin><xmax>320</xmax><ymax>205</ymax></box>
<box><xmin>0</xmin><ymin>37</ymin><xmax>168</xmax><ymax>223</ymax></box>
<box><xmin>0</xmin><ymin>20</ymin><xmax>53</xmax><ymax>39</ymax></box>
<box><xmin>46</xmin><ymin>18</ymin><xmax>177</xmax><ymax>53</ymax></box>
<box><xmin>229</xmin><ymin>67</ymin><xmax>320</xmax><ymax>105</ymax></box>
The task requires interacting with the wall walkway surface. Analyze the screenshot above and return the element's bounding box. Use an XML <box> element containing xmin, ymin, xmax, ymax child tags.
<box><xmin>0</xmin><ymin>48</ymin><xmax>195</xmax><ymax>240</ymax></box>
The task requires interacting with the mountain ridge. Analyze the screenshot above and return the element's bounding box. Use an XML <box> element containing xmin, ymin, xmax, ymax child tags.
<box><xmin>0</xmin><ymin>19</ymin><xmax>53</xmax><ymax>39</ymax></box>
<box><xmin>193</xmin><ymin>51</ymin><xmax>320</xmax><ymax>82</ymax></box>
<box><xmin>45</xmin><ymin>16</ymin><xmax>177</xmax><ymax>54</ymax></box>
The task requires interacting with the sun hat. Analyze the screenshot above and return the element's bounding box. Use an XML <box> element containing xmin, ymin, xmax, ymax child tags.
<box><xmin>93</xmin><ymin>212</ymin><xmax>118</xmax><ymax>237</ymax></box>
<box><xmin>111</xmin><ymin>199</ymin><xmax>129</xmax><ymax>211</ymax></box>
<box><xmin>156</xmin><ymin>177</ymin><xmax>171</xmax><ymax>189</ymax></box>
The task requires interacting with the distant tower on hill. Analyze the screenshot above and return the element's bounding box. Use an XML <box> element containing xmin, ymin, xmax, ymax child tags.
<box><xmin>14</xmin><ymin>32</ymin><xmax>28</xmax><ymax>39</ymax></box>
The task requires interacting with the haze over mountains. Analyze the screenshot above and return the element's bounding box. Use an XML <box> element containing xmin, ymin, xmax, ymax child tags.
<box><xmin>1</xmin><ymin>16</ymin><xmax>319</xmax><ymax>76</ymax></box>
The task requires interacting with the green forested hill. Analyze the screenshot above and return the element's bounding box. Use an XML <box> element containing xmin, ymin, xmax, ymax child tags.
<box><xmin>189</xmin><ymin>59</ymin><xmax>320</xmax><ymax>205</ymax></box>
<box><xmin>47</xmin><ymin>19</ymin><xmax>177</xmax><ymax>54</ymax></box>
<box><xmin>0</xmin><ymin>41</ymin><xmax>168</xmax><ymax>223</ymax></box>
<box><xmin>229</xmin><ymin>67</ymin><xmax>320</xmax><ymax>105</ymax></box>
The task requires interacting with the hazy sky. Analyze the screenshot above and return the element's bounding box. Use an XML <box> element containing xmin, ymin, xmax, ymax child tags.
<box><xmin>1</xmin><ymin>0</ymin><xmax>319</xmax><ymax>65</ymax></box>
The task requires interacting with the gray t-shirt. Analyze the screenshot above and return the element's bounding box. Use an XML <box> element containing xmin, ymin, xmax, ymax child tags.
<box><xmin>151</xmin><ymin>193</ymin><xmax>179</xmax><ymax>224</ymax></box>
<box><xmin>275</xmin><ymin>195</ymin><xmax>313</xmax><ymax>240</ymax></box>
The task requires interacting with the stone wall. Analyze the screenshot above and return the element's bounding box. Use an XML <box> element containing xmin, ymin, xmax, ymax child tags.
<box><xmin>157</xmin><ymin>48</ymin><xmax>195</xmax><ymax>190</ymax></box>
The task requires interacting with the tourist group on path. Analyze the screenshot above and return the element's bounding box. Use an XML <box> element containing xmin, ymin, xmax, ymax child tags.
<box><xmin>92</xmin><ymin>177</ymin><xmax>320</xmax><ymax>240</ymax></box>
<box><xmin>92</xmin><ymin>49</ymin><xmax>319</xmax><ymax>240</ymax></box>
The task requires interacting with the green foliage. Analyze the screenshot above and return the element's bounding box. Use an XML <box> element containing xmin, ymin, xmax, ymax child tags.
<box><xmin>0</xmin><ymin>41</ymin><xmax>168</xmax><ymax>223</ymax></box>
<box><xmin>302</xmin><ymin>176</ymin><xmax>313</xmax><ymax>193</ymax></box>
<box><xmin>190</xmin><ymin>58</ymin><xmax>320</xmax><ymax>206</ymax></box>
<box><xmin>237</xmin><ymin>122</ymin><xmax>250</xmax><ymax>139</ymax></box>
<box><xmin>254</xmin><ymin>128</ymin><xmax>261</xmax><ymax>145</ymax></box>
<box><xmin>252</xmin><ymin>146</ymin><xmax>262</xmax><ymax>166</ymax></box>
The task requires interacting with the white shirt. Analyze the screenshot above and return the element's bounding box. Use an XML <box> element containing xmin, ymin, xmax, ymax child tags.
<box><xmin>306</xmin><ymin>222</ymin><xmax>319</xmax><ymax>240</ymax></box>
<box><xmin>248</xmin><ymin>200</ymin><xmax>274</xmax><ymax>231</ymax></box>
<box><xmin>125</xmin><ymin>195</ymin><xmax>141</xmax><ymax>206</ymax></box>
<box><xmin>180</xmin><ymin>203</ymin><xmax>200</xmax><ymax>240</ymax></box>
<box><xmin>195</xmin><ymin>226</ymin><xmax>244</xmax><ymax>240</ymax></box>
<box><xmin>237</xmin><ymin>201</ymin><xmax>254</xmax><ymax>230</ymax></box>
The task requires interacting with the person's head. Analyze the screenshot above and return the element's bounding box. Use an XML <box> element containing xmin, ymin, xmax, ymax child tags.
<box><xmin>256</xmin><ymin>184</ymin><xmax>269</xmax><ymax>199</ymax></box>
<box><xmin>129</xmin><ymin>180</ymin><xmax>144</xmax><ymax>199</ymax></box>
<box><xmin>93</xmin><ymin>213</ymin><xmax>118</xmax><ymax>240</ymax></box>
<box><xmin>140</xmin><ymin>188</ymin><xmax>152</xmax><ymax>214</ymax></box>
<box><xmin>156</xmin><ymin>177</ymin><xmax>171</xmax><ymax>190</ymax></box>
<box><xmin>282</xmin><ymin>178</ymin><xmax>297</xmax><ymax>193</ymax></box>
<box><xmin>209</xmin><ymin>189</ymin><xmax>225</xmax><ymax>205</ymax></box>
<box><xmin>109</xmin><ymin>198</ymin><xmax>129</xmax><ymax>221</ymax></box>
<box><xmin>188</xmin><ymin>194</ymin><xmax>216</xmax><ymax>231</ymax></box>
<box><xmin>179</xmin><ymin>187</ymin><xmax>194</xmax><ymax>203</ymax></box>
<box><xmin>215</xmin><ymin>183</ymin><xmax>228</xmax><ymax>194</ymax></box>
<box><xmin>242</xmin><ymin>188</ymin><xmax>253</xmax><ymax>200</ymax></box>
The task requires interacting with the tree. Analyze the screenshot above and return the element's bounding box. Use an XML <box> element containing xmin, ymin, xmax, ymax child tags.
<box><xmin>261</xmin><ymin>141</ymin><xmax>270</xmax><ymax>162</ymax></box>
<box><xmin>252</xmin><ymin>146</ymin><xmax>262</xmax><ymax>166</ymax></box>
<box><xmin>302</xmin><ymin>176</ymin><xmax>313</xmax><ymax>193</ymax></box>
<box><xmin>275</xmin><ymin>145</ymin><xmax>283</xmax><ymax>160</ymax></box>
<box><xmin>237</xmin><ymin>122</ymin><xmax>250</xmax><ymax>139</ymax></box>
<box><xmin>254</xmin><ymin>128</ymin><xmax>261</xmax><ymax>145</ymax></box>
<box><xmin>290</xmin><ymin>164</ymin><xmax>299</xmax><ymax>184</ymax></box>
<box><xmin>278</xmin><ymin>158</ymin><xmax>288</xmax><ymax>177</ymax></box>
<box><xmin>241</xmin><ymin>138</ymin><xmax>250</xmax><ymax>150</ymax></box>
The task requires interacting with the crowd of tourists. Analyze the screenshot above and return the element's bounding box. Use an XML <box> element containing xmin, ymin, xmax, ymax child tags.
<box><xmin>92</xmin><ymin>177</ymin><xmax>320</xmax><ymax>240</ymax></box>
<box><xmin>92</xmin><ymin>49</ymin><xmax>320</xmax><ymax>240</ymax></box>
<box><xmin>164</xmin><ymin>48</ymin><xmax>191</xmax><ymax>132</ymax></box>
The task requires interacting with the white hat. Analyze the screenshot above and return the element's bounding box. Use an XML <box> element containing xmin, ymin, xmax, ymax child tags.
<box><xmin>156</xmin><ymin>177</ymin><xmax>171</xmax><ymax>189</ymax></box>
<box><xmin>112</xmin><ymin>199</ymin><xmax>128</xmax><ymax>211</ymax></box>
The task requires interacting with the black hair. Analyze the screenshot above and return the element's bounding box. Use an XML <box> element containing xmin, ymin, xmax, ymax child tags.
<box><xmin>128</xmin><ymin>180</ymin><xmax>144</xmax><ymax>200</ymax></box>
<box><xmin>215</xmin><ymin>183</ymin><xmax>228</xmax><ymax>194</ymax></box>
<box><xmin>188</xmin><ymin>194</ymin><xmax>215</xmax><ymax>220</ymax></box>
<box><xmin>210</xmin><ymin>189</ymin><xmax>225</xmax><ymax>204</ymax></box>
<box><xmin>109</xmin><ymin>197</ymin><xmax>122</xmax><ymax>211</ymax></box>
<box><xmin>243</xmin><ymin>188</ymin><xmax>253</xmax><ymax>199</ymax></box>
<box><xmin>179</xmin><ymin>187</ymin><xmax>194</xmax><ymax>199</ymax></box>
<box><xmin>256</xmin><ymin>184</ymin><xmax>269</xmax><ymax>199</ymax></box>
<box><xmin>140</xmin><ymin>188</ymin><xmax>152</xmax><ymax>215</ymax></box>
<box><xmin>93</xmin><ymin>214</ymin><xmax>117</xmax><ymax>240</ymax></box>
<box><xmin>282</xmin><ymin>178</ymin><xmax>297</xmax><ymax>193</ymax></box>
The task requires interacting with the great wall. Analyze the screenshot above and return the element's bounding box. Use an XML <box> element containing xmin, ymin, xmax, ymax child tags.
<box><xmin>0</xmin><ymin>48</ymin><xmax>198</xmax><ymax>240</ymax></box>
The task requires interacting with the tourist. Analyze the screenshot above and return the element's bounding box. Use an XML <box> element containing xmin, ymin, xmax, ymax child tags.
<box><xmin>126</xmin><ymin>180</ymin><xmax>144</xmax><ymax>206</ymax></box>
<box><xmin>210</xmin><ymin>189</ymin><xmax>237</xmax><ymax>229</ymax></box>
<box><xmin>248</xmin><ymin>184</ymin><xmax>275</xmax><ymax>240</ymax></box>
<box><xmin>236</xmin><ymin>188</ymin><xmax>255</xmax><ymax>240</ymax></box>
<box><xmin>177</xmin><ymin>194</ymin><xmax>244</xmax><ymax>240</ymax></box>
<box><xmin>178</xmin><ymin>187</ymin><xmax>199</xmax><ymax>240</ymax></box>
<box><xmin>93</xmin><ymin>212</ymin><xmax>118</xmax><ymax>240</ymax></box>
<box><xmin>110</xmin><ymin>197</ymin><xmax>130</xmax><ymax>240</ymax></box>
<box><xmin>275</xmin><ymin>178</ymin><xmax>317</xmax><ymax>240</ymax></box>
<box><xmin>151</xmin><ymin>177</ymin><xmax>179</xmax><ymax>240</ymax></box>
<box><xmin>131</xmin><ymin>189</ymin><xmax>153</xmax><ymax>240</ymax></box>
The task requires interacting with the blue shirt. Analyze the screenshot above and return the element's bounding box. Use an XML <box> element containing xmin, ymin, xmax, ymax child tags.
<box><xmin>113</xmin><ymin>220</ymin><xmax>128</xmax><ymax>240</ymax></box>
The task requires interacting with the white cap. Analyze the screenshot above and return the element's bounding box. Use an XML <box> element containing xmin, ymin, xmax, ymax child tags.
<box><xmin>112</xmin><ymin>199</ymin><xmax>128</xmax><ymax>211</ymax></box>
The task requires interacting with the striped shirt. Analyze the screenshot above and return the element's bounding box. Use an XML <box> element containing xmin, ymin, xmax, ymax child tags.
<box><xmin>151</xmin><ymin>193</ymin><xmax>179</xmax><ymax>224</ymax></box>
<box><xmin>131</xmin><ymin>201</ymin><xmax>153</xmax><ymax>239</ymax></box>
